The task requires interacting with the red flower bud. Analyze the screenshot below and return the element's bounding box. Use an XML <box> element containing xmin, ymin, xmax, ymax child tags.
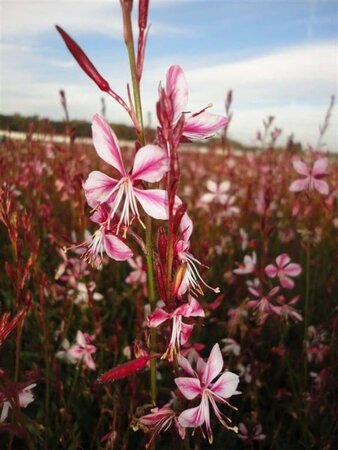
<box><xmin>55</xmin><ymin>25</ymin><xmax>110</xmax><ymax>92</ymax></box>
<box><xmin>96</xmin><ymin>355</ymin><xmax>151</xmax><ymax>383</ymax></box>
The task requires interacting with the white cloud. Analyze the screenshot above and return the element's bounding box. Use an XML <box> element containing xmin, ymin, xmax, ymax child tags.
<box><xmin>1</xmin><ymin>32</ymin><xmax>337</xmax><ymax>150</ymax></box>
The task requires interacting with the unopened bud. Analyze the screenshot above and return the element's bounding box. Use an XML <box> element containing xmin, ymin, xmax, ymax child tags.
<box><xmin>56</xmin><ymin>25</ymin><xmax>110</xmax><ymax>92</ymax></box>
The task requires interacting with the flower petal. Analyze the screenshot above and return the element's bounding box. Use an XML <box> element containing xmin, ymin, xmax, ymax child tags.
<box><xmin>175</xmin><ymin>377</ymin><xmax>201</xmax><ymax>400</ymax></box>
<box><xmin>312</xmin><ymin>158</ymin><xmax>328</xmax><ymax>177</ymax></box>
<box><xmin>284</xmin><ymin>263</ymin><xmax>302</xmax><ymax>277</ymax></box>
<box><xmin>180</xmin><ymin>212</ymin><xmax>193</xmax><ymax>244</ymax></box>
<box><xmin>166</xmin><ymin>65</ymin><xmax>189</xmax><ymax>122</ymax></box>
<box><xmin>180</xmin><ymin>323</ymin><xmax>194</xmax><ymax>345</ymax></box>
<box><xmin>206</xmin><ymin>180</ymin><xmax>218</xmax><ymax>193</ymax></box>
<box><xmin>178</xmin><ymin>354</ymin><xmax>196</xmax><ymax>377</ymax></box>
<box><xmin>200</xmin><ymin>193</ymin><xmax>215</xmax><ymax>203</ymax></box>
<box><xmin>292</xmin><ymin>159</ymin><xmax>309</xmax><ymax>176</ymax></box>
<box><xmin>219</xmin><ymin>180</ymin><xmax>231</xmax><ymax>193</ymax></box>
<box><xmin>187</xmin><ymin>297</ymin><xmax>205</xmax><ymax>317</ymax></box>
<box><xmin>265</xmin><ymin>264</ymin><xmax>278</xmax><ymax>278</ymax></box>
<box><xmin>178</xmin><ymin>402</ymin><xmax>206</xmax><ymax>428</ymax></box>
<box><xmin>280</xmin><ymin>275</ymin><xmax>295</xmax><ymax>289</ymax></box>
<box><xmin>133</xmin><ymin>188</ymin><xmax>168</xmax><ymax>220</ymax></box>
<box><xmin>313</xmin><ymin>179</ymin><xmax>329</xmax><ymax>195</ymax></box>
<box><xmin>104</xmin><ymin>234</ymin><xmax>133</xmax><ymax>261</ymax></box>
<box><xmin>211</xmin><ymin>371</ymin><xmax>240</xmax><ymax>399</ymax></box>
<box><xmin>183</xmin><ymin>112</ymin><xmax>228</xmax><ymax>141</ymax></box>
<box><xmin>276</xmin><ymin>253</ymin><xmax>291</xmax><ymax>268</ymax></box>
<box><xmin>203</xmin><ymin>343</ymin><xmax>223</xmax><ymax>386</ymax></box>
<box><xmin>92</xmin><ymin>114</ymin><xmax>126</xmax><ymax>175</ymax></box>
<box><xmin>147</xmin><ymin>308</ymin><xmax>170</xmax><ymax>328</ymax></box>
<box><xmin>84</xmin><ymin>171</ymin><xmax>118</xmax><ymax>208</ymax></box>
<box><xmin>289</xmin><ymin>178</ymin><xmax>309</xmax><ymax>192</ymax></box>
<box><xmin>131</xmin><ymin>145</ymin><xmax>168</xmax><ymax>182</ymax></box>
<box><xmin>76</xmin><ymin>330</ymin><xmax>86</xmax><ymax>347</ymax></box>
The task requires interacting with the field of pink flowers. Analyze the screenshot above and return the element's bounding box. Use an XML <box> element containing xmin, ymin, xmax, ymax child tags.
<box><xmin>1</xmin><ymin>1</ymin><xmax>337</xmax><ymax>449</ymax></box>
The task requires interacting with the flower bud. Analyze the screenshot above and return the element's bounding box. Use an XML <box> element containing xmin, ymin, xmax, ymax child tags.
<box><xmin>56</xmin><ymin>25</ymin><xmax>110</xmax><ymax>92</ymax></box>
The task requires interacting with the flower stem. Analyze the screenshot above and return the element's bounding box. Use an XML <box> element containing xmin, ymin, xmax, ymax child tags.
<box><xmin>121</xmin><ymin>1</ymin><xmax>157</xmax><ymax>405</ymax></box>
<box><xmin>303</xmin><ymin>244</ymin><xmax>310</xmax><ymax>390</ymax></box>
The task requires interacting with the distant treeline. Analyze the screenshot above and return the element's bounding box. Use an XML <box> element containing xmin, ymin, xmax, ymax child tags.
<box><xmin>0</xmin><ymin>113</ymin><xmax>267</xmax><ymax>151</ymax></box>
<box><xmin>0</xmin><ymin>113</ymin><xmax>143</xmax><ymax>141</ymax></box>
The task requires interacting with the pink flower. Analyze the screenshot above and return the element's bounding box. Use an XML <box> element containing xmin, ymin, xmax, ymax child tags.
<box><xmin>0</xmin><ymin>383</ymin><xmax>36</xmax><ymax>422</ymax></box>
<box><xmin>274</xmin><ymin>295</ymin><xmax>303</xmax><ymax>322</ymax></box>
<box><xmin>247</xmin><ymin>286</ymin><xmax>281</xmax><ymax>323</ymax></box>
<box><xmin>138</xmin><ymin>407</ymin><xmax>185</xmax><ymax>449</ymax></box>
<box><xmin>84</xmin><ymin>114</ymin><xmax>169</xmax><ymax>232</ymax></box>
<box><xmin>233</xmin><ymin>252</ymin><xmax>257</xmax><ymax>275</ymax></box>
<box><xmin>265</xmin><ymin>254</ymin><xmax>302</xmax><ymax>289</ymax></box>
<box><xmin>74</xmin><ymin>205</ymin><xmax>133</xmax><ymax>268</ymax></box>
<box><xmin>166</xmin><ymin>65</ymin><xmax>228</xmax><ymax>140</ymax></box>
<box><xmin>176</xmin><ymin>213</ymin><xmax>220</xmax><ymax>296</ymax></box>
<box><xmin>147</xmin><ymin>296</ymin><xmax>205</xmax><ymax>361</ymax></box>
<box><xmin>238</xmin><ymin>423</ymin><xmax>266</xmax><ymax>442</ymax></box>
<box><xmin>175</xmin><ymin>343</ymin><xmax>240</xmax><ymax>443</ymax></box>
<box><xmin>125</xmin><ymin>256</ymin><xmax>147</xmax><ymax>285</ymax></box>
<box><xmin>200</xmin><ymin>180</ymin><xmax>231</xmax><ymax>205</ymax></box>
<box><xmin>68</xmin><ymin>331</ymin><xmax>97</xmax><ymax>371</ymax></box>
<box><xmin>289</xmin><ymin>158</ymin><xmax>329</xmax><ymax>195</ymax></box>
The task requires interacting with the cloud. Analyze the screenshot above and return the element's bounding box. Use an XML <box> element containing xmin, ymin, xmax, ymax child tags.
<box><xmin>1</xmin><ymin>32</ymin><xmax>337</xmax><ymax>151</ymax></box>
<box><xmin>2</xmin><ymin>0</ymin><xmax>186</xmax><ymax>39</ymax></box>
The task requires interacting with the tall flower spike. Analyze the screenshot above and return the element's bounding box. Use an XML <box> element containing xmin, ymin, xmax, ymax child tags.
<box><xmin>84</xmin><ymin>115</ymin><xmax>170</xmax><ymax>234</ymax></box>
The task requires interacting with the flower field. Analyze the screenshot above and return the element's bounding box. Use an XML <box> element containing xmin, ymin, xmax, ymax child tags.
<box><xmin>1</xmin><ymin>1</ymin><xmax>337</xmax><ymax>449</ymax></box>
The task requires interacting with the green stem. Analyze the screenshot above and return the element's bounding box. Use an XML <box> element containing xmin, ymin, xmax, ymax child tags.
<box><xmin>303</xmin><ymin>244</ymin><xmax>310</xmax><ymax>389</ymax></box>
<box><xmin>122</xmin><ymin>3</ymin><xmax>157</xmax><ymax>405</ymax></box>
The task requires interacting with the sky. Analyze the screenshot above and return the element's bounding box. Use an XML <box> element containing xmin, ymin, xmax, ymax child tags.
<box><xmin>1</xmin><ymin>0</ymin><xmax>338</xmax><ymax>150</ymax></box>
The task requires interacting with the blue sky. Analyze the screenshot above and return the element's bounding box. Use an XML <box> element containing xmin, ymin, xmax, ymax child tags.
<box><xmin>1</xmin><ymin>0</ymin><xmax>337</xmax><ymax>149</ymax></box>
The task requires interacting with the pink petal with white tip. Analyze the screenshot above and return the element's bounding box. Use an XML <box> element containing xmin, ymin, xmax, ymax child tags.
<box><xmin>133</xmin><ymin>188</ymin><xmax>169</xmax><ymax>220</ymax></box>
<box><xmin>284</xmin><ymin>263</ymin><xmax>302</xmax><ymax>276</ymax></box>
<box><xmin>312</xmin><ymin>158</ymin><xmax>328</xmax><ymax>176</ymax></box>
<box><xmin>131</xmin><ymin>145</ymin><xmax>169</xmax><ymax>183</ymax></box>
<box><xmin>84</xmin><ymin>171</ymin><xmax>118</xmax><ymax>207</ymax></box>
<box><xmin>276</xmin><ymin>253</ymin><xmax>291</xmax><ymax>268</ymax></box>
<box><xmin>180</xmin><ymin>322</ymin><xmax>194</xmax><ymax>345</ymax></box>
<box><xmin>92</xmin><ymin>114</ymin><xmax>126</xmax><ymax>176</ymax></box>
<box><xmin>178</xmin><ymin>354</ymin><xmax>196</xmax><ymax>377</ymax></box>
<box><xmin>203</xmin><ymin>343</ymin><xmax>223</xmax><ymax>386</ymax></box>
<box><xmin>187</xmin><ymin>297</ymin><xmax>205</xmax><ymax>317</ymax></box>
<box><xmin>147</xmin><ymin>308</ymin><xmax>170</xmax><ymax>328</ymax></box>
<box><xmin>180</xmin><ymin>212</ymin><xmax>193</xmax><ymax>244</ymax></box>
<box><xmin>313</xmin><ymin>179</ymin><xmax>329</xmax><ymax>195</ymax></box>
<box><xmin>166</xmin><ymin>65</ymin><xmax>189</xmax><ymax>122</ymax></box>
<box><xmin>84</xmin><ymin>353</ymin><xmax>96</xmax><ymax>371</ymax></box>
<box><xmin>211</xmin><ymin>371</ymin><xmax>240</xmax><ymax>398</ymax></box>
<box><xmin>292</xmin><ymin>159</ymin><xmax>309</xmax><ymax>176</ymax></box>
<box><xmin>289</xmin><ymin>178</ymin><xmax>309</xmax><ymax>192</ymax></box>
<box><xmin>178</xmin><ymin>403</ymin><xmax>205</xmax><ymax>428</ymax></box>
<box><xmin>265</xmin><ymin>264</ymin><xmax>278</xmax><ymax>278</ymax></box>
<box><xmin>280</xmin><ymin>275</ymin><xmax>295</xmax><ymax>289</ymax></box>
<box><xmin>76</xmin><ymin>330</ymin><xmax>87</xmax><ymax>347</ymax></box>
<box><xmin>104</xmin><ymin>234</ymin><xmax>133</xmax><ymax>261</ymax></box>
<box><xmin>175</xmin><ymin>377</ymin><xmax>201</xmax><ymax>400</ymax></box>
<box><xmin>183</xmin><ymin>112</ymin><xmax>228</xmax><ymax>140</ymax></box>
